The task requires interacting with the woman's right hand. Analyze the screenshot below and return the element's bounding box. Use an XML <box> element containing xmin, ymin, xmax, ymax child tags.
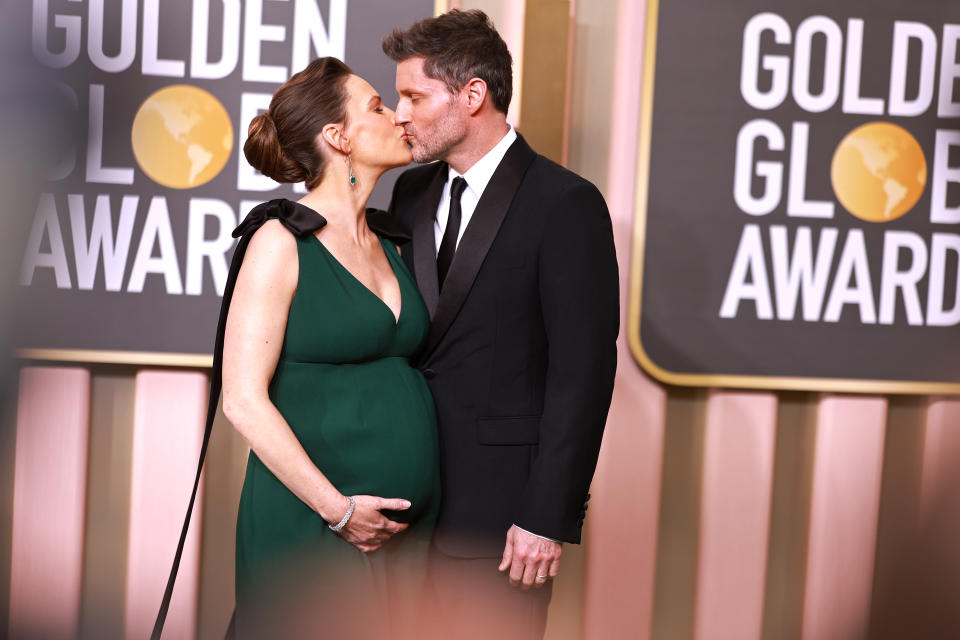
<box><xmin>332</xmin><ymin>495</ymin><xmax>411</xmax><ymax>552</ymax></box>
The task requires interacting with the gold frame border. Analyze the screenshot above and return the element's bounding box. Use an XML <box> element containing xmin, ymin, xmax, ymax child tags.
<box><xmin>626</xmin><ymin>0</ymin><xmax>960</xmax><ymax>395</ymax></box>
<box><xmin>16</xmin><ymin>348</ymin><xmax>212</xmax><ymax>368</ymax></box>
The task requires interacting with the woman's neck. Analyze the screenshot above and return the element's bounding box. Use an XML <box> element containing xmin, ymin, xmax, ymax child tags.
<box><xmin>298</xmin><ymin>165</ymin><xmax>380</xmax><ymax>244</ymax></box>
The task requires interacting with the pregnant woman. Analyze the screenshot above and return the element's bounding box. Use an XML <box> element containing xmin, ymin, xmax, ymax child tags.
<box><xmin>222</xmin><ymin>57</ymin><xmax>439</xmax><ymax>638</ymax></box>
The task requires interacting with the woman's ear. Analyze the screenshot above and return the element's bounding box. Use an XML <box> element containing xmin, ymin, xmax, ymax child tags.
<box><xmin>320</xmin><ymin>124</ymin><xmax>349</xmax><ymax>154</ymax></box>
<box><xmin>463</xmin><ymin>78</ymin><xmax>488</xmax><ymax>115</ymax></box>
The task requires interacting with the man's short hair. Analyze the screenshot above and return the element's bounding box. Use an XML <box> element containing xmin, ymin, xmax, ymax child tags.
<box><xmin>382</xmin><ymin>9</ymin><xmax>513</xmax><ymax>114</ymax></box>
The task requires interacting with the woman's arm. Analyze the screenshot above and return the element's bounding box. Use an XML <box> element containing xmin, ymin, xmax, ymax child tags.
<box><xmin>222</xmin><ymin>220</ymin><xmax>408</xmax><ymax>551</ymax></box>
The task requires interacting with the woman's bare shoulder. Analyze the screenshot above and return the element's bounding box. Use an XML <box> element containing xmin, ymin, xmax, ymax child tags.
<box><xmin>237</xmin><ymin>219</ymin><xmax>299</xmax><ymax>291</ymax></box>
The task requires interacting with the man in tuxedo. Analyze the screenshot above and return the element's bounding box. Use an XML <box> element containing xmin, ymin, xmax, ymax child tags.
<box><xmin>383</xmin><ymin>10</ymin><xmax>619</xmax><ymax>639</ymax></box>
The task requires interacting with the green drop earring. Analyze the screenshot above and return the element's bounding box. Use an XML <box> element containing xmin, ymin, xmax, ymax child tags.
<box><xmin>348</xmin><ymin>153</ymin><xmax>356</xmax><ymax>187</ymax></box>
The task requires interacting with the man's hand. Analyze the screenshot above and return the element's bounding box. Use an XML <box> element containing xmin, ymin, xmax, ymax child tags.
<box><xmin>497</xmin><ymin>525</ymin><xmax>562</xmax><ymax>589</ymax></box>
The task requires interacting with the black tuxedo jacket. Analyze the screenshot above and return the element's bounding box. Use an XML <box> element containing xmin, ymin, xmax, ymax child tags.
<box><xmin>388</xmin><ymin>134</ymin><xmax>619</xmax><ymax>558</ymax></box>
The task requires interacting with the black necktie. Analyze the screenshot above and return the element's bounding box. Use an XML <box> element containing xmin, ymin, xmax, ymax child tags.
<box><xmin>437</xmin><ymin>176</ymin><xmax>467</xmax><ymax>289</ymax></box>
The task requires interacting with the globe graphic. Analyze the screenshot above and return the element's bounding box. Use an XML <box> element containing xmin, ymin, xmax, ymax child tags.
<box><xmin>131</xmin><ymin>85</ymin><xmax>233</xmax><ymax>189</ymax></box>
<box><xmin>830</xmin><ymin>122</ymin><xmax>926</xmax><ymax>223</ymax></box>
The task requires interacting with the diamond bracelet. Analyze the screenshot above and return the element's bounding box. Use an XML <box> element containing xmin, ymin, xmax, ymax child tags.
<box><xmin>328</xmin><ymin>496</ymin><xmax>355</xmax><ymax>532</ymax></box>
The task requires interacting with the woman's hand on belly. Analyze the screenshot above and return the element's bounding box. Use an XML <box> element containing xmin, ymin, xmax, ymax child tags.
<box><xmin>334</xmin><ymin>495</ymin><xmax>411</xmax><ymax>553</ymax></box>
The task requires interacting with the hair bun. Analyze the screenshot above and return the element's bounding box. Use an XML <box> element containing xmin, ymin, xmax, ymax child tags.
<box><xmin>243</xmin><ymin>112</ymin><xmax>307</xmax><ymax>184</ymax></box>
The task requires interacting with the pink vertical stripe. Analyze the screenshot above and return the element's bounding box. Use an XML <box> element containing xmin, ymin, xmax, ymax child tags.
<box><xmin>694</xmin><ymin>392</ymin><xmax>777</xmax><ymax>640</ymax></box>
<box><xmin>125</xmin><ymin>371</ymin><xmax>208</xmax><ymax>640</ymax></box>
<box><xmin>583</xmin><ymin>1</ymin><xmax>660</xmax><ymax>639</ymax></box>
<box><xmin>561</xmin><ymin>0</ymin><xmax>576</xmax><ymax>167</ymax></box>
<box><xmin>920</xmin><ymin>398</ymin><xmax>960</xmax><ymax>521</ymax></box>
<box><xmin>501</xmin><ymin>0</ymin><xmax>526</xmax><ymax>127</ymax></box>
<box><xmin>802</xmin><ymin>396</ymin><xmax>887</xmax><ymax>640</ymax></box>
<box><xmin>584</xmin><ymin>372</ymin><xmax>665</xmax><ymax>640</ymax></box>
<box><xmin>9</xmin><ymin>367</ymin><xmax>91</xmax><ymax>640</ymax></box>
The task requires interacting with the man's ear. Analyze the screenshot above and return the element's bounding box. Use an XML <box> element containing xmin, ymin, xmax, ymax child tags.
<box><xmin>463</xmin><ymin>78</ymin><xmax>488</xmax><ymax>115</ymax></box>
<box><xmin>320</xmin><ymin>123</ymin><xmax>349</xmax><ymax>154</ymax></box>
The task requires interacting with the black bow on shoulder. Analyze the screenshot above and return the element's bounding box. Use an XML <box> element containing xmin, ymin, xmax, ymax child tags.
<box><xmin>231</xmin><ymin>198</ymin><xmax>411</xmax><ymax>243</ymax></box>
<box><xmin>232</xmin><ymin>198</ymin><xmax>328</xmax><ymax>239</ymax></box>
<box><xmin>365</xmin><ymin>208</ymin><xmax>412</xmax><ymax>244</ymax></box>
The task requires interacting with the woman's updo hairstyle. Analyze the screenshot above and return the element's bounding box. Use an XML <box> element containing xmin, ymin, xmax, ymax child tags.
<box><xmin>243</xmin><ymin>57</ymin><xmax>353</xmax><ymax>189</ymax></box>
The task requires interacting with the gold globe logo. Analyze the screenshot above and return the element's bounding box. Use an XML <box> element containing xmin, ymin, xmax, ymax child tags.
<box><xmin>830</xmin><ymin>122</ymin><xmax>927</xmax><ymax>223</ymax></box>
<box><xmin>131</xmin><ymin>85</ymin><xmax>233</xmax><ymax>189</ymax></box>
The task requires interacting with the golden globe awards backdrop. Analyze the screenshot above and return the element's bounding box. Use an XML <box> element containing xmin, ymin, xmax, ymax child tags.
<box><xmin>14</xmin><ymin>0</ymin><xmax>432</xmax><ymax>363</ymax></box>
<box><xmin>631</xmin><ymin>0</ymin><xmax>960</xmax><ymax>393</ymax></box>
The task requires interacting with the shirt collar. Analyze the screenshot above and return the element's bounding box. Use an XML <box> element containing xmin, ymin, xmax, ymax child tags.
<box><xmin>447</xmin><ymin>126</ymin><xmax>517</xmax><ymax>198</ymax></box>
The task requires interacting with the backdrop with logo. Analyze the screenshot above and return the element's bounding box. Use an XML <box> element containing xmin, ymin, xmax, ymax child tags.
<box><xmin>13</xmin><ymin>0</ymin><xmax>432</xmax><ymax>362</ymax></box>
<box><xmin>630</xmin><ymin>0</ymin><xmax>960</xmax><ymax>393</ymax></box>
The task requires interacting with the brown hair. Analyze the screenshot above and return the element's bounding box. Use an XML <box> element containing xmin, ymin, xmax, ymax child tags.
<box><xmin>382</xmin><ymin>10</ymin><xmax>512</xmax><ymax>114</ymax></box>
<box><xmin>243</xmin><ymin>57</ymin><xmax>352</xmax><ymax>189</ymax></box>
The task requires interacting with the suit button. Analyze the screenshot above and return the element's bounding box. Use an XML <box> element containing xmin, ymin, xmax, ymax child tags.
<box><xmin>422</xmin><ymin>368</ymin><xmax>436</xmax><ymax>379</ymax></box>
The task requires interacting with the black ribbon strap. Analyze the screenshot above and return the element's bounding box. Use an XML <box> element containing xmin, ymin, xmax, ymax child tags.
<box><xmin>150</xmin><ymin>199</ymin><xmax>410</xmax><ymax>640</ymax></box>
<box><xmin>150</xmin><ymin>199</ymin><xmax>326</xmax><ymax>640</ymax></box>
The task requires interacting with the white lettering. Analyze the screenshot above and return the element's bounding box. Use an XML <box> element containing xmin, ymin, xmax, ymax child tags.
<box><xmin>87</xmin><ymin>0</ymin><xmax>137</xmax><ymax>73</ymax></box>
<box><xmin>292</xmin><ymin>0</ymin><xmax>347</xmax><ymax>72</ymax></box>
<box><xmin>242</xmin><ymin>0</ymin><xmax>288</xmax><ymax>83</ymax></box>
<box><xmin>142</xmin><ymin>0</ymin><xmax>185</xmax><ymax>77</ymax></box>
<box><xmin>927</xmin><ymin>233</ymin><xmax>960</xmax><ymax>326</ymax></box>
<box><xmin>191</xmin><ymin>0</ymin><xmax>241</xmax><ymax>79</ymax></box>
<box><xmin>938</xmin><ymin>25</ymin><xmax>960</xmax><ymax>118</ymax></box>
<box><xmin>842</xmin><ymin>19</ymin><xmax>884</xmax><ymax>115</ymax></box>
<box><xmin>127</xmin><ymin>197</ymin><xmax>184</xmax><ymax>294</ymax></box>
<box><xmin>792</xmin><ymin>16</ymin><xmax>842</xmax><ymax>113</ymax></box>
<box><xmin>931</xmin><ymin>129</ymin><xmax>960</xmax><ymax>224</ymax></box>
<box><xmin>20</xmin><ymin>194</ymin><xmax>72</xmax><ymax>288</ymax></box>
<box><xmin>889</xmin><ymin>21</ymin><xmax>937</xmax><ymax>117</ymax></box>
<box><xmin>48</xmin><ymin>82</ymin><xmax>79</xmax><ymax>181</ymax></box>
<box><xmin>720</xmin><ymin>224</ymin><xmax>774</xmax><ymax>319</ymax></box>
<box><xmin>823</xmin><ymin>229</ymin><xmax>876</xmax><ymax>323</ymax></box>
<box><xmin>186</xmin><ymin>198</ymin><xmax>236</xmax><ymax>296</ymax></box>
<box><xmin>879</xmin><ymin>230</ymin><xmax>928</xmax><ymax>325</ymax></box>
<box><xmin>237</xmin><ymin>92</ymin><xmax>279</xmax><ymax>191</ymax></box>
<box><xmin>31</xmin><ymin>0</ymin><xmax>81</xmax><ymax>68</ymax></box>
<box><xmin>787</xmin><ymin>122</ymin><xmax>834</xmax><ymax>218</ymax></box>
<box><xmin>770</xmin><ymin>225</ymin><xmax>837</xmax><ymax>321</ymax></box>
<box><xmin>740</xmin><ymin>13</ymin><xmax>791</xmax><ymax>110</ymax></box>
<box><xmin>68</xmin><ymin>194</ymin><xmax>137</xmax><ymax>291</ymax></box>
<box><xmin>86</xmin><ymin>85</ymin><xmax>135</xmax><ymax>184</ymax></box>
<box><xmin>734</xmin><ymin>119</ymin><xmax>784</xmax><ymax>215</ymax></box>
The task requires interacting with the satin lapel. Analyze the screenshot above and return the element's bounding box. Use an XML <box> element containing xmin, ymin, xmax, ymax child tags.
<box><xmin>412</xmin><ymin>165</ymin><xmax>447</xmax><ymax>317</ymax></box>
<box><xmin>423</xmin><ymin>135</ymin><xmax>537</xmax><ymax>359</ymax></box>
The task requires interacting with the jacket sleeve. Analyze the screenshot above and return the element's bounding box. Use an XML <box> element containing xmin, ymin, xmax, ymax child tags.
<box><xmin>514</xmin><ymin>180</ymin><xmax>620</xmax><ymax>543</ymax></box>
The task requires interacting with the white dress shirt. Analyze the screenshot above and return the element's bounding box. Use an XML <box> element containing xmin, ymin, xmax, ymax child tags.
<box><xmin>432</xmin><ymin>126</ymin><xmax>560</xmax><ymax>545</ymax></box>
<box><xmin>434</xmin><ymin>126</ymin><xmax>518</xmax><ymax>255</ymax></box>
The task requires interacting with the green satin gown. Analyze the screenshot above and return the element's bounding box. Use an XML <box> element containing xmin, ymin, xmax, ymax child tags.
<box><xmin>234</xmin><ymin>213</ymin><xmax>440</xmax><ymax>638</ymax></box>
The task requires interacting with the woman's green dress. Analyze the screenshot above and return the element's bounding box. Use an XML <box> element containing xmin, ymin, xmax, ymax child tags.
<box><xmin>234</xmin><ymin>203</ymin><xmax>440</xmax><ymax>638</ymax></box>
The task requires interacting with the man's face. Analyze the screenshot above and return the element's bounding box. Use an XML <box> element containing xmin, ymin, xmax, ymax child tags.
<box><xmin>394</xmin><ymin>57</ymin><xmax>467</xmax><ymax>163</ymax></box>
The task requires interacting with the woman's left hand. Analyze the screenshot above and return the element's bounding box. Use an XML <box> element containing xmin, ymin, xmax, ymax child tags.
<box><xmin>334</xmin><ymin>494</ymin><xmax>411</xmax><ymax>552</ymax></box>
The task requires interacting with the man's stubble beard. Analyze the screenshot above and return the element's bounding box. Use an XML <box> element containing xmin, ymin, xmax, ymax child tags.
<box><xmin>409</xmin><ymin>98</ymin><xmax>467</xmax><ymax>164</ymax></box>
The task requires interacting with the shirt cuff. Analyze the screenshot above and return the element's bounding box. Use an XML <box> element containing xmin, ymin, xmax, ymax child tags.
<box><xmin>514</xmin><ymin>524</ymin><xmax>561</xmax><ymax>544</ymax></box>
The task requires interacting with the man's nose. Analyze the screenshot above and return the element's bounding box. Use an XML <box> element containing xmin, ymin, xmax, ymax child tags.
<box><xmin>393</xmin><ymin>100</ymin><xmax>410</xmax><ymax>125</ymax></box>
